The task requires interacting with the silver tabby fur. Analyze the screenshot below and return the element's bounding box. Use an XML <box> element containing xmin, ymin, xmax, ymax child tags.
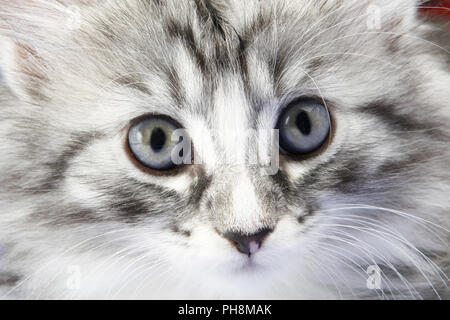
<box><xmin>0</xmin><ymin>0</ymin><xmax>449</xmax><ymax>299</ymax></box>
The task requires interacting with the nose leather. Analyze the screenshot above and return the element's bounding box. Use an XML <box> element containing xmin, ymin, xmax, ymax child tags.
<box><xmin>222</xmin><ymin>228</ymin><xmax>273</xmax><ymax>256</ymax></box>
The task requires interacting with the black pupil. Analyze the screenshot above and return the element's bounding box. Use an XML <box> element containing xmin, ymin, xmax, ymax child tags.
<box><xmin>150</xmin><ymin>127</ymin><xmax>166</xmax><ymax>152</ymax></box>
<box><xmin>295</xmin><ymin>111</ymin><xmax>311</xmax><ymax>135</ymax></box>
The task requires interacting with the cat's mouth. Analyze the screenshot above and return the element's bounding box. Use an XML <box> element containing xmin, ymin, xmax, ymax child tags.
<box><xmin>234</xmin><ymin>256</ymin><xmax>264</xmax><ymax>273</ymax></box>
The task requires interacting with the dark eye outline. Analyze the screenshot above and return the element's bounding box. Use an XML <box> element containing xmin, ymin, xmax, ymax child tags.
<box><xmin>124</xmin><ymin>114</ymin><xmax>192</xmax><ymax>176</ymax></box>
<box><xmin>275</xmin><ymin>98</ymin><xmax>334</xmax><ymax>159</ymax></box>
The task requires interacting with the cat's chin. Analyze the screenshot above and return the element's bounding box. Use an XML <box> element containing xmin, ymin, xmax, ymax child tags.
<box><xmin>229</xmin><ymin>256</ymin><xmax>266</xmax><ymax>273</ymax></box>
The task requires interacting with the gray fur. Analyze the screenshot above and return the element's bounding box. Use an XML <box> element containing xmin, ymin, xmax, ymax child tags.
<box><xmin>0</xmin><ymin>0</ymin><xmax>448</xmax><ymax>299</ymax></box>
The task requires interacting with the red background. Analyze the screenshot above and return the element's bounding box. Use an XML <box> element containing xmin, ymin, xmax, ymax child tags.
<box><xmin>420</xmin><ymin>0</ymin><xmax>450</xmax><ymax>18</ymax></box>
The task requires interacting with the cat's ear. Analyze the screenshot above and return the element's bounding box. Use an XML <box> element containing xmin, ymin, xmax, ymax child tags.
<box><xmin>366</xmin><ymin>0</ymin><xmax>450</xmax><ymax>45</ymax></box>
<box><xmin>0</xmin><ymin>36</ymin><xmax>50</xmax><ymax>102</ymax></box>
<box><xmin>364</xmin><ymin>0</ymin><xmax>423</xmax><ymax>30</ymax></box>
<box><xmin>0</xmin><ymin>1</ymin><xmax>81</xmax><ymax>102</ymax></box>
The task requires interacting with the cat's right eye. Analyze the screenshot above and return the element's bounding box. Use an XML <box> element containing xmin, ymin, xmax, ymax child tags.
<box><xmin>127</xmin><ymin>115</ymin><xmax>187</xmax><ymax>171</ymax></box>
<box><xmin>276</xmin><ymin>99</ymin><xmax>331</xmax><ymax>155</ymax></box>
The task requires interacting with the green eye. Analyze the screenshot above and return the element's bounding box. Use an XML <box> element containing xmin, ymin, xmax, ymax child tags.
<box><xmin>128</xmin><ymin>115</ymin><xmax>186</xmax><ymax>170</ymax></box>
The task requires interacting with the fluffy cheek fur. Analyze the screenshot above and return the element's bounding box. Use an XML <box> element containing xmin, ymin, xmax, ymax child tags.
<box><xmin>0</xmin><ymin>0</ymin><xmax>449</xmax><ymax>299</ymax></box>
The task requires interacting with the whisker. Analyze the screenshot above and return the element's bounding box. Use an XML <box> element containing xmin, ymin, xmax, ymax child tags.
<box><xmin>318</xmin><ymin>222</ymin><xmax>445</xmax><ymax>298</ymax></box>
<box><xmin>322</xmin><ymin>205</ymin><xmax>450</xmax><ymax>233</ymax></box>
<box><xmin>308</xmin><ymin>229</ymin><xmax>418</xmax><ymax>298</ymax></box>
<box><xmin>3</xmin><ymin>227</ymin><xmax>130</xmax><ymax>298</ymax></box>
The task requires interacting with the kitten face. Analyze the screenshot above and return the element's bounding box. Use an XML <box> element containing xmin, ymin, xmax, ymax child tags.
<box><xmin>0</xmin><ymin>0</ymin><xmax>449</xmax><ymax>299</ymax></box>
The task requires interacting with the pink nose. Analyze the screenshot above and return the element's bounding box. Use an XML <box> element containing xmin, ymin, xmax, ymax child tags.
<box><xmin>222</xmin><ymin>228</ymin><xmax>273</xmax><ymax>256</ymax></box>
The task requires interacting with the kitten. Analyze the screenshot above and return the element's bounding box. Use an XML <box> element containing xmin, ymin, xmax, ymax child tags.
<box><xmin>0</xmin><ymin>0</ymin><xmax>448</xmax><ymax>299</ymax></box>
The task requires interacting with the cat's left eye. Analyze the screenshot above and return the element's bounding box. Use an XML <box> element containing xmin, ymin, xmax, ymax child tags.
<box><xmin>127</xmin><ymin>115</ymin><xmax>187</xmax><ymax>171</ymax></box>
<box><xmin>276</xmin><ymin>99</ymin><xmax>331</xmax><ymax>155</ymax></box>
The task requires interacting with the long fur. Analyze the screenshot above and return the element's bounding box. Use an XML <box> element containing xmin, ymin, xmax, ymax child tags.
<box><xmin>0</xmin><ymin>0</ymin><xmax>448</xmax><ymax>299</ymax></box>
